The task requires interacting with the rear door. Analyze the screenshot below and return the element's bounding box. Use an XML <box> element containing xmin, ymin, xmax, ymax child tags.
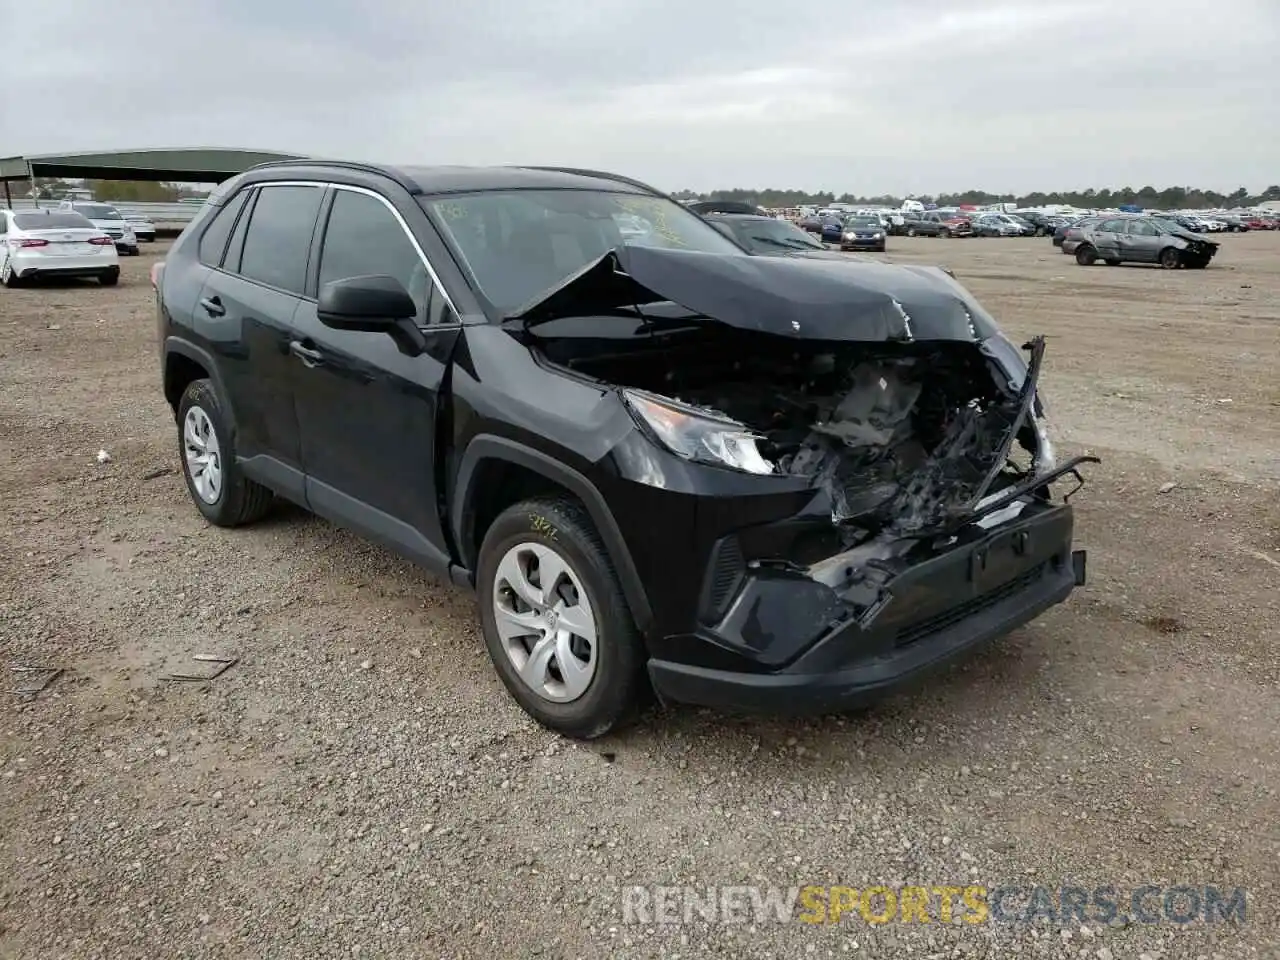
<box><xmin>1091</xmin><ymin>218</ymin><xmax>1125</xmax><ymax>259</ymax></box>
<box><xmin>287</xmin><ymin>185</ymin><xmax>462</xmax><ymax>572</ymax></box>
<box><xmin>195</xmin><ymin>183</ymin><xmax>325</xmax><ymax>501</ymax></box>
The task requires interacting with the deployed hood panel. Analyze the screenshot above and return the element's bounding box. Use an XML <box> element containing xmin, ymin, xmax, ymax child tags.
<box><xmin>510</xmin><ymin>246</ymin><xmax>999</xmax><ymax>343</ymax></box>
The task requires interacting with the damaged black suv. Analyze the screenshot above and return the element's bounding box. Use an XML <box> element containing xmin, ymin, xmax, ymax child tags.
<box><xmin>154</xmin><ymin>160</ymin><xmax>1096</xmax><ymax>738</ymax></box>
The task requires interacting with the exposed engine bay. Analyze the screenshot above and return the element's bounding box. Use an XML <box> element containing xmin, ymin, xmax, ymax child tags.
<box><xmin>543</xmin><ymin>327</ymin><xmax>1049</xmax><ymax>543</ymax></box>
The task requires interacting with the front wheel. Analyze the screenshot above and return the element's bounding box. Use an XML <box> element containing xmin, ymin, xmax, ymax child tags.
<box><xmin>1159</xmin><ymin>247</ymin><xmax>1181</xmax><ymax>269</ymax></box>
<box><xmin>1034</xmin><ymin>227</ymin><xmax>1046</xmax><ymax>237</ymax></box>
<box><xmin>906</xmin><ymin>227</ymin><xmax>917</xmax><ymax>237</ymax></box>
<box><xmin>1075</xmin><ymin>245</ymin><xmax>1098</xmax><ymax>266</ymax></box>
<box><xmin>940</xmin><ymin>228</ymin><xmax>951</xmax><ymax>238</ymax></box>
<box><xmin>177</xmin><ymin>379</ymin><xmax>274</xmax><ymax>526</ymax></box>
<box><xmin>477</xmin><ymin>497</ymin><xmax>649</xmax><ymax>739</ymax></box>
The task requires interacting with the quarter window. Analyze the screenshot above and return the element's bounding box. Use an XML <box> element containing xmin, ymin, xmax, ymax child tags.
<box><xmin>318</xmin><ymin>190</ymin><xmax>432</xmax><ymax>324</ymax></box>
<box><xmin>198</xmin><ymin>189</ymin><xmax>250</xmax><ymax>267</ymax></box>
<box><xmin>237</xmin><ymin>185</ymin><xmax>324</xmax><ymax>294</ymax></box>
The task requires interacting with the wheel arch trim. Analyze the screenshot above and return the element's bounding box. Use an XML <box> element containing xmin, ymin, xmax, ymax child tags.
<box><xmin>452</xmin><ymin>435</ymin><xmax>654</xmax><ymax>634</ymax></box>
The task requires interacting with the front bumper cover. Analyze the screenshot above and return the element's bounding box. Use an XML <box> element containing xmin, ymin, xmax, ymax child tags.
<box><xmin>648</xmin><ymin>499</ymin><xmax>1086</xmax><ymax>714</ymax></box>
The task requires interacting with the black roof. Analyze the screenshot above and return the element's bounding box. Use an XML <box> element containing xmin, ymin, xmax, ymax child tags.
<box><xmin>241</xmin><ymin>160</ymin><xmax>661</xmax><ymax>197</ymax></box>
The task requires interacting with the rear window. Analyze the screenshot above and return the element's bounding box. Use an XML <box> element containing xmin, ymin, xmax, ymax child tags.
<box><xmin>14</xmin><ymin>212</ymin><xmax>94</xmax><ymax>230</ymax></box>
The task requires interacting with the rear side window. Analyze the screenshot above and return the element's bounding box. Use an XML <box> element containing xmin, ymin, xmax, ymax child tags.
<box><xmin>198</xmin><ymin>190</ymin><xmax>250</xmax><ymax>266</ymax></box>
<box><xmin>13</xmin><ymin>212</ymin><xmax>94</xmax><ymax>230</ymax></box>
<box><xmin>237</xmin><ymin>185</ymin><xmax>324</xmax><ymax>294</ymax></box>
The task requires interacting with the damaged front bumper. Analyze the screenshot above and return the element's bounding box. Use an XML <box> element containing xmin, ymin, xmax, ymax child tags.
<box><xmin>648</xmin><ymin>488</ymin><xmax>1088</xmax><ymax>714</ymax></box>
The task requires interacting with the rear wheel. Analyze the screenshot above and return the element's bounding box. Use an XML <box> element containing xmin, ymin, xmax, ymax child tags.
<box><xmin>906</xmin><ymin>227</ymin><xmax>917</xmax><ymax>237</ymax></box>
<box><xmin>1</xmin><ymin>260</ymin><xmax>19</xmax><ymax>288</ymax></box>
<box><xmin>477</xmin><ymin>497</ymin><xmax>648</xmax><ymax>739</ymax></box>
<box><xmin>1159</xmin><ymin>247</ymin><xmax>1181</xmax><ymax>269</ymax></box>
<box><xmin>177</xmin><ymin>379</ymin><xmax>273</xmax><ymax>527</ymax></box>
<box><xmin>99</xmin><ymin>270</ymin><xmax>120</xmax><ymax>287</ymax></box>
<box><xmin>1075</xmin><ymin>245</ymin><xmax>1098</xmax><ymax>266</ymax></box>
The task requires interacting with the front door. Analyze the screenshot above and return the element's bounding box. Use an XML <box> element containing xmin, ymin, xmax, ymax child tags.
<box><xmin>1122</xmin><ymin>218</ymin><xmax>1164</xmax><ymax>262</ymax></box>
<box><xmin>289</xmin><ymin>186</ymin><xmax>463</xmax><ymax>575</ymax></box>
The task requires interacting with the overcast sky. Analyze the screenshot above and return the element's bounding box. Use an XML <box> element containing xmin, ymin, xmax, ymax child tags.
<box><xmin>6</xmin><ymin>0</ymin><xmax>1277</xmax><ymax>195</ymax></box>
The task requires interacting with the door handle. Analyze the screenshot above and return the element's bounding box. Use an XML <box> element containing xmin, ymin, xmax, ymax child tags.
<box><xmin>199</xmin><ymin>296</ymin><xmax>226</xmax><ymax>317</ymax></box>
<box><xmin>289</xmin><ymin>340</ymin><xmax>324</xmax><ymax>368</ymax></box>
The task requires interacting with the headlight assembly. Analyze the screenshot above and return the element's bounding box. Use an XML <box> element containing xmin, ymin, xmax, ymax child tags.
<box><xmin>623</xmin><ymin>390</ymin><xmax>774</xmax><ymax>475</ymax></box>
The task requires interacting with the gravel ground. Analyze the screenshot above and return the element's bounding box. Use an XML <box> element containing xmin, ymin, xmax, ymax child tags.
<box><xmin>2</xmin><ymin>235</ymin><xmax>1278</xmax><ymax>959</ymax></box>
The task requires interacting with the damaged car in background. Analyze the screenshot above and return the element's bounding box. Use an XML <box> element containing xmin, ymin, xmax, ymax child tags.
<box><xmin>157</xmin><ymin>162</ymin><xmax>1097</xmax><ymax>739</ymax></box>
<box><xmin>1063</xmin><ymin>215</ymin><xmax>1219</xmax><ymax>269</ymax></box>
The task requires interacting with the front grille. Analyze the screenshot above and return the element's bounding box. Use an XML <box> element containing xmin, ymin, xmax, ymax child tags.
<box><xmin>893</xmin><ymin>561</ymin><xmax>1048</xmax><ymax>649</ymax></box>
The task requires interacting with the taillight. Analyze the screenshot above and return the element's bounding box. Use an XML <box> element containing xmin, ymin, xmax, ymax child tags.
<box><xmin>18</xmin><ymin>238</ymin><xmax>49</xmax><ymax>248</ymax></box>
<box><xmin>88</xmin><ymin>236</ymin><xmax>114</xmax><ymax>246</ymax></box>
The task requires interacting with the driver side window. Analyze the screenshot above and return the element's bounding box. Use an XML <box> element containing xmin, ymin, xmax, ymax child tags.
<box><xmin>318</xmin><ymin>189</ymin><xmax>437</xmax><ymax>325</ymax></box>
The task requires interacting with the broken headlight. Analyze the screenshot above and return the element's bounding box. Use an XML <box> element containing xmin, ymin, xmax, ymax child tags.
<box><xmin>623</xmin><ymin>390</ymin><xmax>774</xmax><ymax>475</ymax></box>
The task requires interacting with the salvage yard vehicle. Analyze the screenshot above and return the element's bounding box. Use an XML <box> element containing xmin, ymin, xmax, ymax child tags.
<box><xmin>57</xmin><ymin>201</ymin><xmax>139</xmax><ymax>255</ymax></box>
<box><xmin>154</xmin><ymin>160</ymin><xmax>1096</xmax><ymax>738</ymax></box>
<box><xmin>838</xmin><ymin>214</ymin><xmax>887</xmax><ymax>251</ymax></box>
<box><xmin>1</xmin><ymin>208</ymin><xmax>120</xmax><ymax>287</ymax></box>
<box><xmin>121</xmin><ymin>210</ymin><xmax>157</xmax><ymax>242</ymax></box>
<box><xmin>699</xmin><ymin>210</ymin><xmax>844</xmax><ymax>259</ymax></box>
<box><xmin>1064</xmin><ymin>215</ymin><xmax>1219</xmax><ymax>269</ymax></box>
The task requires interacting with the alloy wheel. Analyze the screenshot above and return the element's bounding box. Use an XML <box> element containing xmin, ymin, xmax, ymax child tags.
<box><xmin>183</xmin><ymin>405</ymin><xmax>223</xmax><ymax>503</ymax></box>
<box><xmin>492</xmin><ymin>542</ymin><xmax>598</xmax><ymax>703</ymax></box>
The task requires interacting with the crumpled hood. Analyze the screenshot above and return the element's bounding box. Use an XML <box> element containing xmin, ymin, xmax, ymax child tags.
<box><xmin>511</xmin><ymin>246</ymin><xmax>1000</xmax><ymax>342</ymax></box>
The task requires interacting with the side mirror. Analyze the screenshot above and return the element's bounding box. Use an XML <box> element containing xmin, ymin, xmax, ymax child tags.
<box><xmin>317</xmin><ymin>275</ymin><xmax>417</xmax><ymax>329</ymax></box>
<box><xmin>316</xmin><ymin>275</ymin><xmax>426</xmax><ymax>356</ymax></box>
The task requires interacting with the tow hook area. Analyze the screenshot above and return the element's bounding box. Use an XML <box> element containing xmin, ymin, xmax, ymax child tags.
<box><xmin>1072</xmin><ymin>549</ymin><xmax>1088</xmax><ymax>586</ymax></box>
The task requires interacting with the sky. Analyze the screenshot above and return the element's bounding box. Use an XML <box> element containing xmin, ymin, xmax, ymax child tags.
<box><xmin>4</xmin><ymin>0</ymin><xmax>1278</xmax><ymax>196</ymax></box>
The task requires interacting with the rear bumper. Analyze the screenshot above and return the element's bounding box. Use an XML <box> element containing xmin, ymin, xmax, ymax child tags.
<box><xmin>12</xmin><ymin>252</ymin><xmax>120</xmax><ymax>278</ymax></box>
<box><xmin>648</xmin><ymin>502</ymin><xmax>1084</xmax><ymax>714</ymax></box>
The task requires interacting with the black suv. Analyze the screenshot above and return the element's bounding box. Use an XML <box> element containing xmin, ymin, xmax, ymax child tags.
<box><xmin>154</xmin><ymin>160</ymin><xmax>1095</xmax><ymax>738</ymax></box>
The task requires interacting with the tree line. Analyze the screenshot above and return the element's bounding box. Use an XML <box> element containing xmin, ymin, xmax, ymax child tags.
<box><xmin>672</xmin><ymin>184</ymin><xmax>1280</xmax><ymax>210</ymax></box>
<box><xmin>29</xmin><ymin>178</ymin><xmax>202</xmax><ymax>202</ymax></box>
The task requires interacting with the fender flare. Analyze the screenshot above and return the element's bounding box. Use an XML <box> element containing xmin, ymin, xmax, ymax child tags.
<box><xmin>163</xmin><ymin>337</ymin><xmax>236</xmax><ymax>422</ymax></box>
<box><xmin>452</xmin><ymin>435</ymin><xmax>653</xmax><ymax>633</ymax></box>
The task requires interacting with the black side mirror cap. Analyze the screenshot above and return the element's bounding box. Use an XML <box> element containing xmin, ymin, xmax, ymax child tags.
<box><xmin>317</xmin><ymin>275</ymin><xmax>417</xmax><ymax>331</ymax></box>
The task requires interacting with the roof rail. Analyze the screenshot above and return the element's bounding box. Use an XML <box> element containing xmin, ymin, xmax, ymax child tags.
<box><xmin>242</xmin><ymin>158</ymin><xmax>417</xmax><ymax>191</ymax></box>
<box><xmin>514</xmin><ymin>166</ymin><xmax>666</xmax><ymax>197</ymax></box>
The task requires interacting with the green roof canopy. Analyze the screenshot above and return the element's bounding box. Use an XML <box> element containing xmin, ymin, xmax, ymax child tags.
<box><xmin>0</xmin><ymin>147</ymin><xmax>309</xmax><ymax>183</ymax></box>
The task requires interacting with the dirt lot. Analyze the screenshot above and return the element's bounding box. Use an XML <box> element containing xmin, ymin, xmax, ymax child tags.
<box><xmin>2</xmin><ymin>234</ymin><xmax>1278</xmax><ymax>959</ymax></box>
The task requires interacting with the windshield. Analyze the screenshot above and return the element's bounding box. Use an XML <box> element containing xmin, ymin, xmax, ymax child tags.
<box><xmin>14</xmin><ymin>212</ymin><xmax>94</xmax><ymax>230</ymax></box>
<box><xmin>733</xmin><ymin>218</ymin><xmax>824</xmax><ymax>252</ymax></box>
<box><xmin>846</xmin><ymin>217</ymin><xmax>880</xmax><ymax>227</ymax></box>
<box><xmin>75</xmin><ymin>204</ymin><xmax>122</xmax><ymax>220</ymax></box>
<box><xmin>424</xmin><ymin>189</ymin><xmax>744</xmax><ymax>313</ymax></box>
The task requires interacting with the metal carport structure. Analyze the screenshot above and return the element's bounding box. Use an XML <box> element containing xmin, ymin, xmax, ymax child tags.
<box><xmin>0</xmin><ymin>147</ymin><xmax>309</xmax><ymax>205</ymax></box>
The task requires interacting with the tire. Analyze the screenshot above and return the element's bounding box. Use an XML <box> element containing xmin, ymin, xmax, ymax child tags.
<box><xmin>99</xmin><ymin>270</ymin><xmax>120</xmax><ymax>287</ymax></box>
<box><xmin>1</xmin><ymin>259</ymin><xmax>19</xmax><ymax>288</ymax></box>
<box><xmin>1075</xmin><ymin>245</ymin><xmax>1098</xmax><ymax>266</ymax></box>
<box><xmin>1159</xmin><ymin>247</ymin><xmax>1181</xmax><ymax>269</ymax></box>
<box><xmin>1034</xmin><ymin>227</ymin><xmax>1046</xmax><ymax>237</ymax></box>
<box><xmin>941</xmin><ymin>228</ymin><xmax>951</xmax><ymax>238</ymax></box>
<box><xmin>877</xmin><ymin>244</ymin><xmax>886</xmax><ymax>252</ymax></box>
<box><xmin>476</xmin><ymin>496</ymin><xmax>648</xmax><ymax>739</ymax></box>
<box><xmin>1104</xmin><ymin>258</ymin><xmax>1121</xmax><ymax>266</ymax></box>
<box><xmin>906</xmin><ymin>227</ymin><xmax>917</xmax><ymax>237</ymax></box>
<box><xmin>176</xmin><ymin>379</ymin><xmax>273</xmax><ymax>527</ymax></box>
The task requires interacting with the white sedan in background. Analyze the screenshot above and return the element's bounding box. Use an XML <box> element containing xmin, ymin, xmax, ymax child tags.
<box><xmin>0</xmin><ymin>208</ymin><xmax>121</xmax><ymax>287</ymax></box>
<box><xmin>121</xmin><ymin>210</ymin><xmax>157</xmax><ymax>242</ymax></box>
